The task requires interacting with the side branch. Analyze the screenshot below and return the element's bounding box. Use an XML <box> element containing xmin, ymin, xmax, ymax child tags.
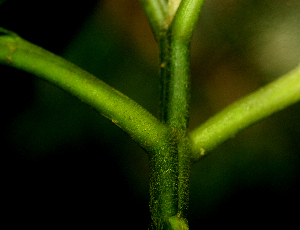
<box><xmin>0</xmin><ymin>28</ymin><xmax>169</xmax><ymax>154</ymax></box>
<box><xmin>189</xmin><ymin>64</ymin><xmax>300</xmax><ymax>162</ymax></box>
<box><xmin>138</xmin><ymin>0</ymin><xmax>167</xmax><ymax>41</ymax></box>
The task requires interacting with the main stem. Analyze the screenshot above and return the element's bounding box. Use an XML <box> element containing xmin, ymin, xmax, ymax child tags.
<box><xmin>160</xmin><ymin>32</ymin><xmax>191</xmax><ymax>130</ymax></box>
<box><xmin>148</xmin><ymin>27</ymin><xmax>192</xmax><ymax>229</ymax></box>
<box><xmin>138</xmin><ymin>1</ymin><xmax>205</xmax><ymax>227</ymax></box>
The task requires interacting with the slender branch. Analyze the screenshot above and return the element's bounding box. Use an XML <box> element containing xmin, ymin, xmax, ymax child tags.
<box><xmin>0</xmin><ymin>27</ymin><xmax>169</xmax><ymax>155</ymax></box>
<box><xmin>189</xmin><ymin>64</ymin><xmax>300</xmax><ymax>163</ymax></box>
<box><xmin>138</xmin><ymin>0</ymin><xmax>167</xmax><ymax>41</ymax></box>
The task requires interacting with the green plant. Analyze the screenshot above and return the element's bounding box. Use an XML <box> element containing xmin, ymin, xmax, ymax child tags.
<box><xmin>1</xmin><ymin>0</ymin><xmax>300</xmax><ymax>229</ymax></box>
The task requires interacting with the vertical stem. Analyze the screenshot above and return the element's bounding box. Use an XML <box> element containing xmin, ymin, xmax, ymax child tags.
<box><xmin>167</xmin><ymin>38</ymin><xmax>191</xmax><ymax>130</ymax></box>
<box><xmin>154</xmin><ymin>27</ymin><xmax>192</xmax><ymax>229</ymax></box>
<box><xmin>159</xmin><ymin>34</ymin><xmax>191</xmax><ymax>131</ymax></box>
<box><xmin>159</xmin><ymin>31</ymin><xmax>171</xmax><ymax>123</ymax></box>
<box><xmin>177</xmin><ymin>133</ymin><xmax>191</xmax><ymax>219</ymax></box>
<box><xmin>149</xmin><ymin>130</ymin><xmax>179</xmax><ymax>229</ymax></box>
<box><xmin>148</xmin><ymin>129</ymin><xmax>191</xmax><ymax>229</ymax></box>
<box><xmin>151</xmin><ymin>1</ymin><xmax>206</xmax><ymax>229</ymax></box>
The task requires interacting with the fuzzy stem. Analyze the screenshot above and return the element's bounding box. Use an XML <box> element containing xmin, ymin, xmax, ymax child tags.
<box><xmin>152</xmin><ymin>1</ymin><xmax>206</xmax><ymax>229</ymax></box>
<box><xmin>149</xmin><ymin>129</ymin><xmax>179</xmax><ymax>229</ymax></box>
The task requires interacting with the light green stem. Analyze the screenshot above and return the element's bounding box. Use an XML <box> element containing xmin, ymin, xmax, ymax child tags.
<box><xmin>138</xmin><ymin>0</ymin><xmax>167</xmax><ymax>41</ymax></box>
<box><xmin>0</xmin><ymin>28</ymin><xmax>169</xmax><ymax>155</ymax></box>
<box><xmin>171</xmin><ymin>0</ymin><xmax>206</xmax><ymax>41</ymax></box>
<box><xmin>189</xmin><ymin>64</ymin><xmax>300</xmax><ymax>162</ymax></box>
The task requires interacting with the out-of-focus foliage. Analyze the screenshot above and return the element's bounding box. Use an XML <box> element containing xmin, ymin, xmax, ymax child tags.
<box><xmin>0</xmin><ymin>0</ymin><xmax>7</xmax><ymax>6</ymax></box>
<box><xmin>2</xmin><ymin>0</ymin><xmax>300</xmax><ymax>229</ymax></box>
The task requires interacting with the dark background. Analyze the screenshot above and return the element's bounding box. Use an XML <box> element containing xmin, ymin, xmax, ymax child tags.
<box><xmin>1</xmin><ymin>0</ymin><xmax>300</xmax><ymax>228</ymax></box>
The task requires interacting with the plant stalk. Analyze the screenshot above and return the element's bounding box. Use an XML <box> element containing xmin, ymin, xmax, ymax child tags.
<box><xmin>0</xmin><ymin>28</ymin><xmax>169</xmax><ymax>155</ymax></box>
<box><xmin>149</xmin><ymin>1</ymin><xmax>207</xmax><ymax>229</ymax></box>
<box><xmin>149</xmin><ymin>14</ymin><xmax>193</xmax><ymax>230</ymax></box>
<box><xmin>189</xmin><ymin>63</ymin><xmax>300</xmax><ymax>162</ymax></box>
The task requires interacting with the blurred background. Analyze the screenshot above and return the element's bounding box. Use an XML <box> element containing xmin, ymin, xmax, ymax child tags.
<box><xmin>1</xmin><ymin>0</ymin><xmax>300</xmax><ymax>228</ymax></box>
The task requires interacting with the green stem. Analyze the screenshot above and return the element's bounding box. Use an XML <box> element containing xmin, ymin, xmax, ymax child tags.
<box><xmin>159</xmin><ymin>35</ymin><xmax>191</xmax><ymax>131</ymax></box>
<box><xmin>171</xmin><ymin>0</ymin><xmax>206</xmax><ymax>42</ymax></box>
<box><xmin>156</xmin><ymin>18</ymin><xmax>192</xmax><ymax>228</ymax></box>
<box><xmin>138</xmin><ymin>0</ymin><xmax>167</xmax><ymax>41</ymax></box>
<box><xmin>162</xmin><ymin>0</ymin><xmax>206</xmax><ymax>130</ymax></box>
<box><xmin>189</xmin><ymin>64</ymin><xmax>300</xmax><ymax>162</ymax></box>
<box><xmin>150</xmin><ymin>1</ymin><xmax>206</xmax><ymax>229</ymax></box>
<box><xmin>159</xmin><ymin>32</ymin><xmax>170</xmax><ymax>122</ymax></box>
<box><xmin>159</xmin><ymin>23</ymin><xmax>192</xmax><ymax>132</ymax></box>
<box><xmin>149</xmin><ymin>129</ymin><xmax>179</xmax><ymax>229</ymax></box>
<box><xmin>148</xmin><ymin>128</ymin><xmax>192</xmax><ymax>229</ymax></box>
<box><xmin>166</xmin><ymin>38</ymin><xmax>191</xmax><ymax>130</ymax></box>
<box><xmin>0</xmin><ymin>27</ymin><xmax>169</xmax><ymax>155</ymax></box>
